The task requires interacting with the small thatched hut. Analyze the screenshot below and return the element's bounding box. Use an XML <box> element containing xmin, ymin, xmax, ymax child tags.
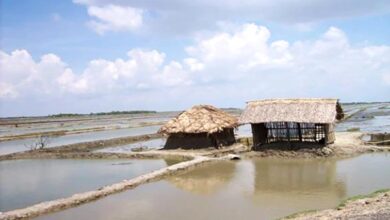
<box><xmin>158</xmin><ymin>105</ymin><xmax>238</xmax><ymax>149</ymax></box>
<box><xmin>239</xmin><ymin>98</ymin><xmax>344</xmax><ymax>150</ymax></box>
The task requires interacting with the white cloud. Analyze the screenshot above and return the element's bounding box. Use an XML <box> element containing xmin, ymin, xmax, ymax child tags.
<box><xmin>383</xmin><ymin>73</ymin><xmax>390</xmax><ymax>85</ymax></box>
<box><xmin>86</xmin><ymin>4</ymin><xmax>143</xmax><ymax>34</ymax></box>
<box><xmin>184</xmin><ymin>58</ymin><xmax>204</xmax><ymax>72</ymax></box>
<box><xmin>0</xmin><ymin>82</ymin><xmax>18</xmax><ymax>99</ymax></box>
<box><xmin>74</xmin><ymin>0</ymin><xmax>390</xmax><ymax>34</ymax></box>
<box><xmin>1</xmin><ymin>24</ymin><xmax>389</xmax><ymax>116</ymax></box>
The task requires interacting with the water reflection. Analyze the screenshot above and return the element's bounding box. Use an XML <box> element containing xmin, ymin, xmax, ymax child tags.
<box><xmin>36</xmin><ymin>153</ymin><xmax>390</xmax><ymax>220</ymax></box>
<box><xmin>167</xmin><ymin>162</ymin><xmax>236</xmax><ymax>195</ymax></box>
<box><xmin>0</xmin><ymin>159</ymin><xmax>169</xmax><ymax>211</ymax></box>
<box><xmin>250</xmin><ymin>158</ymin><xmax>346</xmax><ymax>214</ymax></box>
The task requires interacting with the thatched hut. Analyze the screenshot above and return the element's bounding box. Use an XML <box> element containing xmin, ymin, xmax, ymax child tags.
<box><xmin>158</xmin><ymin>105</ymin><xmax>238</xmax><ymax>149</ymax></box>
<box><xmin>239</xmin><ymin>98</ymin><xmax>344</xmax><ymax>150</ymax></box>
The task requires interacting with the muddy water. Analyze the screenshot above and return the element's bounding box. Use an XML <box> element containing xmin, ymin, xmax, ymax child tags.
<box><xmin>0</xmin><ymin>125</ymin><xmax>160</xmax><ymax>155</ymax></box>
<box><xmin>37</xmin><ymin>153</ymin><xmax>390</xmax><ymax>220</ymax></box>
<box><xmin>0</xmin><ymin>158</ymin><xmax>174</xmax><ymax>211</ymax></box>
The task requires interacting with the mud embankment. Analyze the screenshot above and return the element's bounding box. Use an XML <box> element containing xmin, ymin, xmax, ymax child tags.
<box><xmin>285</xmin><ymin>189</ymin><xmax>390</xmax><ymax>220</ymax></box>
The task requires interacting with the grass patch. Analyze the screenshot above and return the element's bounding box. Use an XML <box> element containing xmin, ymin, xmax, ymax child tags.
<box><xmin>281</xmin><ymin>189</ymin><xmax>390</xmax><ymax>219</ymax></box>
<box><xmin>337</xmin><ymin>188</ymin><xmax>390</xmax><ymax>209</ymax></box>
<box><xmin>347</xmin><ymin>127</ymin><xmax>360</xmax><ymax>132</ymax></box>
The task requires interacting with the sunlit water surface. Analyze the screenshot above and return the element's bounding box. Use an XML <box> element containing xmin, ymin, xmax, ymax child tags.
<box><xmin>38</xmin><ymin>153</ymin><xmax>390</xmax><ymax>220</ymax></box>
<box><xmin>0</xmin><ymin>158</ymin><xmax>174</xmax><ymax>211</ymax></box>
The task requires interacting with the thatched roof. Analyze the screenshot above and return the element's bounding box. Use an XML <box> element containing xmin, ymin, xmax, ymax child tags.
<box><xmin>239</xmin><ymin>98</ymin><xmax>344</xmax><ymax>124</ymax></box>
<box><xmin>158</xmin><ymin>105</ymin><xmax>238</xmax><ymax>134</ymax></box>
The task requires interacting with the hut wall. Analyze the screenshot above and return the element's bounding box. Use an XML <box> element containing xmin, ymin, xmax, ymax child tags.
<box><xmin>251</xmin><ymin>122</ymin><xmax>332</xmax><ymax>150</ymax></box>
<box><xmin>164</xmin><ymin>129</ymin><xmax>235</xmax><ymax>149</ymax></box>
<box><xmin>213</xmin><ymin>128</ymin><xmax>236</xmax><ymax>147</ymax></box>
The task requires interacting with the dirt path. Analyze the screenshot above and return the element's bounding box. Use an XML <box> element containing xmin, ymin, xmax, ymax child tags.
<box><xmin>285</xmin><ymin>190</ymin><xmax>390</xmax><ymax>220</ymax></box>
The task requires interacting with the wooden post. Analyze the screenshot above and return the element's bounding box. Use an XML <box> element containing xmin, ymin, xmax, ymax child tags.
<box><xmin>297</xmin><ymin>123</ymin><xmax>302</xmax><ymax>142</ymax></box>
<box><xmin>285</xmin><ymin>122</ymin><xmax>291</xmax><ymax>149</ymax></box>
<box><xmin>251</xmin><ymin>124</ymin><xmax>259</xmax><ymax>150</ymax></box>
<box><xmin>285</xmin><ymin>122</ymin><xmax>290</xmax><ymax>142</ymax></box>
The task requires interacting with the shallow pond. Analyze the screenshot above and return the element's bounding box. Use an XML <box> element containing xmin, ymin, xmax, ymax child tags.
<box><xmin>37</xmin><ymin>153</ymin><xmax>390</xmax><ymax>220</ymax></box>
<box><xmin>0</xmin><ymin>158</ymin><xmax>174</xmax><ymax>211</ymax></box>
<box><xmin>96</xmin><ymin>138</ymin><xmax>166</xmax><ymax>153</ymax></box>
<box><xmin>0</xmin><ymin>125</ymin><xmax>160</xmax><ymax>156</ymax></box>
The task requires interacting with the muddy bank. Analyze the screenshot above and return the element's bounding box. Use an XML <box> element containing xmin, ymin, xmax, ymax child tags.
<box><xmin>0</xmin><ymin>133</ymin><xmax>162</xmax><ymax>161</ymax></box>
<box><xmin>241</xmin><ymin>132</ymin><xmax>390</xmax><ymax>159</ymax></box>
<box><xmin>0</xmin><ymin>154</ymin><xmax>239</xmax><ymax>220</ymax></box>
<box><xmin>0</xmin><ymin>151</ymin><xmax>193</xmax><ymax>161</ymax></box>
<box><xmin>285</xmin><ymin>189</ymin><xmax>390</xmax><ymax>220</ymax></box>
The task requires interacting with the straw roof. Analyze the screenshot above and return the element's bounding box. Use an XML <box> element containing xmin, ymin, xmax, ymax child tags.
<box><xmin>239</xmin><ymin>98</ymin><xmax>343</xmax><ymax>124</ymax></box>
<box><xmin>158</xmin><ymin>105</ymin><xmax>238</xmax><ymax>134</ymax></box>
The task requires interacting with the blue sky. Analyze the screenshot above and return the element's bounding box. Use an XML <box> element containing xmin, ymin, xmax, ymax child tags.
<box><xmin>1</xmin><ymin>0</ymin><xmax>390</xmax><ymax>116</ymax></box>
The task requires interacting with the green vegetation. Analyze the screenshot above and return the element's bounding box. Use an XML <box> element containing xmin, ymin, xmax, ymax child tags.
<box><xmin>49</xmin><ymin>110</ymin><xmax>157</xmax><ymax>117</ymax></box>
<box><xmin>92</xmin><ymin>110</ymin><xmax>156</xmax><ymax>115</ymax></box>
<box><xmin>346</xmin><ymin>127</ymin><xmax>360</xmax><ymax>132</ymax></box>
<box><xmin>379</xmin><ymin>105</ymin><xmax>390</xmax><ymax>110</ymax></box>
<box><xmin>337</xmin><ymin>188</ymin><xmax>390</xmax><ymax>209</ymax></box>
<box><xmin>48</xmin><ymin>113</ymin><xmax>82</xmax><ymax>117</ymax></box>
<box><xmin>281</xmin><ymin>189</ymin><xmax>390</xmax><ymax>219</ymax></box>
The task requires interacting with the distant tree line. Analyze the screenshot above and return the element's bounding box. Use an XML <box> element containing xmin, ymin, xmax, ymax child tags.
<box><xmin>49</xmin><ymin>110</ymin><xmax>157</xmax><ymax>117</ymax></box>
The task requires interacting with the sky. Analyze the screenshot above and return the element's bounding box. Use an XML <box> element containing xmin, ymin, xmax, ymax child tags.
<box><xmin>0</xmin><ymin>0</ymin><xmax>390</xmax><ymax>117</ymax></box>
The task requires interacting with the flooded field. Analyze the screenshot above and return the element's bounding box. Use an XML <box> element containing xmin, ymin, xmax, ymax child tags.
<box><xmin>1</xmin><ymin>103</ymin><xmax>389</xmax><ymax>219</ymax></box>
<box><xmin>336</xmin><ymin>103</ymin><xmax>390</xmax><ymax>133</ymax></box>
<box><xmin>0</xmin><ymin>125</ymin><xmax>161</xmax><ymax>155</ymax></box>
<box><xmin>0</xmin><ymin>113</ymin><xmax>176</xmax><ymax>137</ymax></box>
<box><xmin>36</xmin><ymin>153</ymin><xmax>390</xmax><ymax>220</ymax></box>
<box><xmin>0</xmin><ymin>158</ymin><xmax>174</xmax><ymax>212</ymax></box>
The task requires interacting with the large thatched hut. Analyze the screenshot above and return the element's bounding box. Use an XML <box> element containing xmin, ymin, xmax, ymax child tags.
<box><xmin>239</xmin><ymin>98</ymin><xmax>344</xmax><ymax>150</ymax></box>
<box><xmin>158</xmin><ymin>105</ymin><xmax>238</xmax><ymax>149</ymax></box>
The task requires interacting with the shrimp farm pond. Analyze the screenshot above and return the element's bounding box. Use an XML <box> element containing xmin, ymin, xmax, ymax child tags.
<box><xmin>0</xmin><ymin>103</ymin><xmax>390</xmax><ymax>220</ymax></box>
